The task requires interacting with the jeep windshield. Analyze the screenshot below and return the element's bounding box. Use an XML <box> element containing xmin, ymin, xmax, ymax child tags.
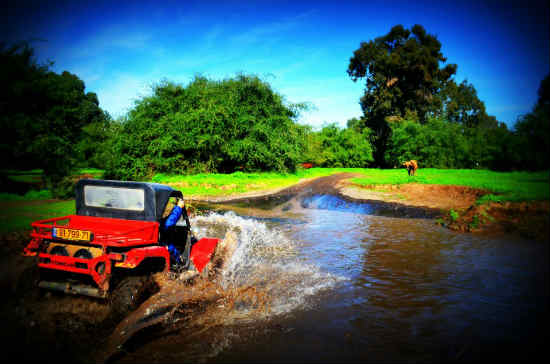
<box><xmin>84</xmin><ymin>185</ymin><xmax>145</xmax><ymax>211</ymax></box>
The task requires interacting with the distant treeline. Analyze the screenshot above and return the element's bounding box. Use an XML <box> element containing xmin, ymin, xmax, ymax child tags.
<box><xmin>1</xmin><ymin>27</ymin><xmax>548</xmax><ymax>196</ymax></box>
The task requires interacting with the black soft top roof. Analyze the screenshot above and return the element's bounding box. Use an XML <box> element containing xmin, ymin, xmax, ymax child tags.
<box><xmin>75</xmin><ymin>179</ymin><xmax>183</xmax><ymax>222</ymax></box>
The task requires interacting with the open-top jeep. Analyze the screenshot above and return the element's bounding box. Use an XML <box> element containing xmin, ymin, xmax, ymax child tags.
<box><xmin>22</xmin><ymin>179</ymin><xmax>219</xmax><ymax>313</ymax></box>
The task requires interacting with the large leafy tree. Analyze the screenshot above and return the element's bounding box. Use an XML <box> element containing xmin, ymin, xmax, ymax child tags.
<box><xmin>386</xmin><ymin>117</ymin><xmax>517</xmax><ymax>170</ymax></box>
<box><xmin>105</xmin><ymin>75</ymin><xmax>308</xmax><ymax>180</ymax></box>
<box><xmin>439</xmin><ymin>79</ymin><xmax>498</xmax><ymax>129</ymax></box>
<box><xmin>0</xmin><ymin>42</ymin><xmax>109</xmax><ymax>192</ymax></box>
<box><xmin>347</xmin><ymin>24</ymin><xmax>457</xmax><ymax>166</ymax></box>
<box><xmin>316</xmin><ymin>124</ymin><xmax>373</xmax><ymax>168</ymax></box>
<box><xmin>512</xmin><ymin>74</ymin><xmax>550</xmax><ymax>170</ymax></box>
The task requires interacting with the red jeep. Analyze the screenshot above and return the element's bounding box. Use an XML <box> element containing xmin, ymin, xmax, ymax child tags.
<box><xmin>22</xmin><ymin>179</ymin><xmax>219</xmax><ymax>312</ymax></box>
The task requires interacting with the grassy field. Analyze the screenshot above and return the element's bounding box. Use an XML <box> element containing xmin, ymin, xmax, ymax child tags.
<box><xmin>153</xmin><ymin>168</ymin><xmax>550</xmax><ymax>202</ymax></box>
<box><xmin>1</xmin><ymin>168</ymin><xmax>548</xmax><ymax>234</ymax></box>
<box><xmin>151</xmin><ymin>168</ymin><xmax>356</xmax><ymax>197</ymax></box>
<box><xmin>0</xmin><ymin>168</ymin><xmax>104</xmax><ymax>201</ymax></box>
<box><xmin>349</xmin><ymin>168</ymin><xmax>550</xmax><ymax>202</ymax></box>
<box><xmin>0</xmin><ymin>200</ymin><xmax>75</xmax><ymax>234</ymax></box>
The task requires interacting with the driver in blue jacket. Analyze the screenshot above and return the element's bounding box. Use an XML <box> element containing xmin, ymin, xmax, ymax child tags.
<box><xmin>163</xmin><ymin>198</ymin><xmax>186</xmax><ymax>264</ymax></box>
<box><xmin>165</xmin><ymin>198</ymin><xmax>185</xmax><ymax>228</ymax></box>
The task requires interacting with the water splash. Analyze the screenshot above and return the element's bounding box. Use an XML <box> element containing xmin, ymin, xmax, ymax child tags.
<box><xmin>97</xmin><ymin>211</ymin><xmax>346</xmax><ymax>362</ymax></box>
<box><xmin>192</xmin><ymin>211</ymin><xmax>346</xmax><ymax>314</ymax></box>
<box><xmin>301</xmin><ymin>194</ymin><xmax>373</xmax><ymax>214</ymax></box>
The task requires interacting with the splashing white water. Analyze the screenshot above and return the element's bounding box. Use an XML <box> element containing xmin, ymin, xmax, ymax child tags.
<box><xmin>191</xmin><ymin>211</ymin><xmax>346</xmax><ymax>315</ymax></box>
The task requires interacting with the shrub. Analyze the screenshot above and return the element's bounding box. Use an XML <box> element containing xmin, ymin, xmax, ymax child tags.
<box><xmin>105</xmin><ymin>75</ymin><xmax>308</xmax><ymax>180</ymax></box>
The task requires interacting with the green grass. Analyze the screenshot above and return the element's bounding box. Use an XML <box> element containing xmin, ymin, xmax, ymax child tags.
<box><xmin>351</xmin><ymin>168</ymin><xmax>550</xmax><ymax>202</ymax></box>
<box><xmin>153</xmin><ymin>168</ymin><xmax>549</xmax><ymax>202</ymax></box>
<box><xmin>151</xmin><ymin>168</ymin><xmax>363</xmax><ymax>197</ymax></box>
<box><xmin>0</xmin><ymin>200</ymin><xmax>75</xmax><ymax>234</ymax></box>
<box><xmin>0</xmin><ymin>168</ymin><xmax>105</xmax><ymax>202</ymax></box>
<box><xmin>1</xmin><ymin>167</ymin><xmax>548</xmax><ymax>234</ymax></box>
<box><xmin>0</xmin><ymin>190</ymin><xmax>53</xmax><ymax>201</ymax></box>
<box><xmin>77</xmin><ymin>168</ymin><xmax>105</xmax><ymax>177</ymax></box>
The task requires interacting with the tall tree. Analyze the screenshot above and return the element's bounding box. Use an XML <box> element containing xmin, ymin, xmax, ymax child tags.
<box><xmin>439</xmin><ymin>79</ymin><xmax>498</xmax><ymax>129</ymax></box>
<box><xmin>347</xmin><ymin>24</ymin><xmax>457</xmax><ymax>166</ymax></box>
<box><xmin>0</xmin><ymin>42</ymin><xmax>109</xmax><ymax>193</ymax></box>
<box><xmin>512</xmin><ymin>74</ymin><xmax>550</xmax><ymax>170</ymax></box>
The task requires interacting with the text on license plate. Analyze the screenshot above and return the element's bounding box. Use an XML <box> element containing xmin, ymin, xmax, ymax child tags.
<box><xmin>53</xmin><ymin>228</ymin><xmax>92</xmax><ymax>241</ymax></box>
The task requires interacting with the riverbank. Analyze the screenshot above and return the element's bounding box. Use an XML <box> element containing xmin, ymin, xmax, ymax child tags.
<box><xmin>0</xmin><ymin>169</ymin><xmax>548</xmax><ymax>241</ymax></box>
<box><xmin>181</xmin><ymin>173</ymin><xmax>549</xmax><ymax>242</ymax></box>
<box><xmin>341</xmin><ymin>178</ymin><xmax>550</xmax><ymax>242</ymax></box>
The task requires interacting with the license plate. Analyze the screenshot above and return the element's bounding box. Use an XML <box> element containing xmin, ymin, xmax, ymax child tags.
<box><xmin>53</xmin><ymin>228</ymin><xmax>92</xmax><ymax>241</ymax></box>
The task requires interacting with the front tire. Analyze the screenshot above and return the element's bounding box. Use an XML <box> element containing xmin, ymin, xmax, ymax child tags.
<box><xmin>109</xmin><ymin>275</ymin><xmax>155</xmax><ymax>321</ymax></box>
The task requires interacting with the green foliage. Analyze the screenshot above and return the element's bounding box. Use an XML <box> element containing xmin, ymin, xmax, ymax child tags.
<box><xmin>49</xmin><ymin>175</ymin><xmax>77</xmax><ymax>199</ymax></box>
<box><xmin>348</xmin><ymin>24</ymin><xmax>456</xmax><ymax>122</ymax></box>
<box><xmin>476</xmin><ymin>194</ymin><xmax>503</xmax><ymax>205</ymax></box>
<box><xmin>0</xmin><ymin>42</ymin><xmax>109</xmax><ymax>196</ymax></box>
<box><xmin>512</xmin><ymin>74</ymin><xmax>550</xmax><ymax>171</ymax></box>
<box><xmin>439</xmin><ymin>80</ymin><xmax>497</xmax><ymax>129</ymax></box>
<box><xmin>470</xmin><ymin>214</ymin><xmax>479</xmax><ymax>229</ymax></box>
<box><xmin>386</xmin><ymin>117</ymin><xmax>467</xmax><ymax>168</ymax></box>
<box><xmin>449</xmin><ymin>209</ymin><xmax>459</xmax><ymax>222</ymax></box>
<box><xmin>304</xmin><ymin>123</ymin><xmax>373</xmax><ymax>167</ymax></box>
<box><xmin>0</xmin><ymin>199</ymin><xmax>75</xmax><ymax>233</ymax></box>
<box><xmin>347</xmin><ymin>24</ymin><xmax>458</xmax><ymax>165</ymax></box>
<box><xmin>0</xmin><ymin>189</ymin><xmax>52</xmax><ymax>201</ymax></box>
<box><xmin>385</xmin><ymin>116</ymin><xmax>525</xmax><ymax>171</ymax></box>
<box><xmin>75</xmin><ymin>114</ymin><xmax>115</xmax><ymax>168</ymax></box>
<box><xmin>105</xmin><ymin>75</ymin><xmax>308</xmax><ymax>180</ymax></box>
<box><xmin>346</xmin><ymin>24</ymin><xmax>524</xmax><ymax>170</ymax></box>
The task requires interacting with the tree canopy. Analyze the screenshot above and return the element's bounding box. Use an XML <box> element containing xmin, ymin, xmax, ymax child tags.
<box><xmin>347</xmin><ymin>25</ymin><xmax>509</xmax><ymax>166</ymax></box>
<box><xmin>0</xmin><ymin>42</ymin><xmax>109</xmax><ymax>190</ymax></box>
<box><xmin>300</xmin><ymin>122</ymin><xmax>373</xmax><ymax>168</ymax></box>
<box><xmin>105</xmin><ymin>75</ymin><xmax>309</xmax><ymax>180</ymax></box>
<box><xmin>348</xmin><ymin>24</ymin><xmax>457</xmax><ymax>123</ymax></box>
<box><xmin>511</xmin><ymin>74</ymin><xmax>550</xmax><ymax>170</ymax></box>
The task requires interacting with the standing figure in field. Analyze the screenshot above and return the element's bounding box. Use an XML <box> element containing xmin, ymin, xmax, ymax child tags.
<box><xmin>402</xmin><ymin>160</ymin><xmax>418</xmax><ymax>176</ymax></box>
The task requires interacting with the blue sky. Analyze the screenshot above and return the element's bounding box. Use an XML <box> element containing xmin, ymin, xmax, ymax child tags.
<box><xmin>2</xmin><ymin>0</ymin><xmax>549</xmax><ymax>129</ymax></box>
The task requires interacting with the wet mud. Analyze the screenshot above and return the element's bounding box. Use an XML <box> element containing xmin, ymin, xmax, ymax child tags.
<box><xmin>211</xmin><ymin>173</ymin><xmax>443</xmax><ymax>219</ymax></box>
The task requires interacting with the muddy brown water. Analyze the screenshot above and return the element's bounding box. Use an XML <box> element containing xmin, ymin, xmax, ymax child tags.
<box><xmin>104</xmin><ymin>192</ymin><xmax>548</xmax><ymax>363</ymax></box>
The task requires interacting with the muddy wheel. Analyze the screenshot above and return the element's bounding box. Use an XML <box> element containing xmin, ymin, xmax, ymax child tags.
<box><xmin>110</xmin><ymin>275</ymin><xmax>155</xmax><ymax>321</ymax></box>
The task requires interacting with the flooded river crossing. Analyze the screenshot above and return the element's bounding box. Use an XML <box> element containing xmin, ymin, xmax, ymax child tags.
<box><xmin>113</xmin><ymin>194</ymin><xmax>549</xmax><ymax>363</ymax></box>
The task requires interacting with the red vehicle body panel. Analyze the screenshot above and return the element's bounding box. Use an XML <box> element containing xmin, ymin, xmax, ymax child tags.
<box><xmin>190</xmin><ymin>238</ymin><xmax>220</xmax><ymax>273</ymax></box>
<box><xmin>24</xmin><ymin>215</ymin><xmax>168</xmax><ymax>291</ymax></box>
<box><xmin>29</xmin><ymin>215</ymin><xmax>159</xmax><ymax>248</ymax></box>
